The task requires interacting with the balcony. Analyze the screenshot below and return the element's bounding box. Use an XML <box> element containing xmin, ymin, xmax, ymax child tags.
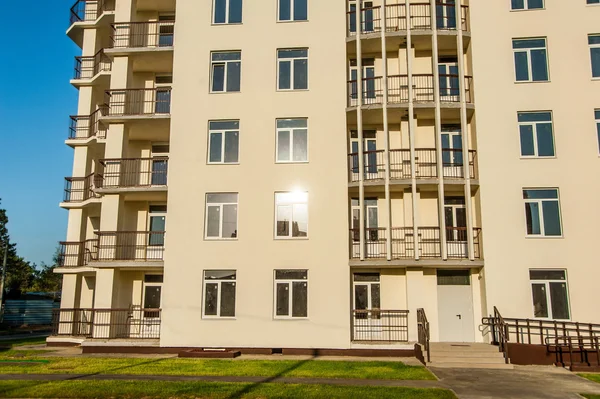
<box><xmin>348</xmin><ymin>148</ymin><xmax>477</xmax><ymax>183</ymax></box>
<box><xmin>349</xmin><ymin>227</ymin><xmax>481</xmax><ymax>260</ymax></box>
<box><xmin>63</xmin><ymin>174</ymin><xmax>101</xmax><ymax>203</ymax></box>
<box><xmin>68</xmin><ymin>0</ymin><xmax>115</xmax><ymax>46</ymax></box>
<box><xmin>348</xmin><ymin>74</ymin><xmax>473</xmax><ymax>107</ymax></box>
<box><xmin>96</xmin><ymin>158</ymin><xmax>168</xmax><ymax>192</ymax></box>
<box><xmin>68</xmin><ymin>109</ymin><xmax>107</xmax><ymax>142</ymax></box>
<box><xmin>108</xmin><ymin>21</ymin><xmax>175</xmax><ymax>51</ymax></box>
<box><xmin>59</xmin><ymin>231</ymin><xmax>166</xmax><ymax>267</ymax></box>
<box><xmin>102</xmin><ymin>88</ymin><xmax>172</xmax><ymax>120</ymax></box>
<box><xmin>72</xmin><ymin>49</ymin><xmax>111</xmax><ymax>86</ymax></box>
<box><xmin>52</xmin><ymin>307</ymin><xmax>161</xmax><ymax>339</ymax></box>
<box><xmin>351</xmin><ymin>309</ymin><xmax>409</xmax><ymax>343</ymax></box>
<box><xmin>347</xmin><ymin>2</ymin><xmax>469</xmax><ymax>36</ymax></box>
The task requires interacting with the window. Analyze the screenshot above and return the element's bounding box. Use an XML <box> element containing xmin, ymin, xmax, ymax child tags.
<box><xmin>205</xmin><ymin>193</ymin><xmax>238</xmax><ymax>239</ymax></box>
<box><xmin>596</xmin><ymin>109</ymin><xmax>600</xmax><ymax>153</ymax></box>
<box><xmin>276</xmin><ymin>119</ymin><xmax>308</xmax><ymax>163</ymax></box>
<box><xmin>274</xmin><ymin>270</ymin><xmax>308</xmax><ymax>318</ymax></box>
<box><xmin>275</xmin><ymin>192</ymin><xmax>308</xmax><ymax>238</ymax></box>
<box><xmin>589</xmin><ymin>35</ymin><xmax>600</xmax><ymax>78</ymax></box>
<box><xmin>143</xmin><ymin>274</ymin><xmax>163</xmax><ymax>318</ymax></box>
<box><xmin>518</xmin><ymin>112</ymin><xmax>555</xmax><ymax>157</ymax></box>
<box><xmin>148</xmin><ymin>205</ymin><xmax>167</xmax><ymax>247</ymax></box>
<box><xmin>203</xmin><ymin>270</ymin><xmax>236</xmax><ymax>318</ymax></box>
<box><xmin>588</xmin><ymin>0</ymin><xmax>600</xmax><ymax>4</ymax></box>
<box><xmin>208</xmin><ymin>121</ymin><xmax>239</xmax><ymax>164</ymax></box>
<box><xmin>523</xmin><ymin>189</ymin><xmax>562</xmax><ymax>237</ymax></box>
<box><xmin>211</xmin><ymin>51</ymin><xmax>241</xmax><ymax>93</ymax></box>
<box><xmin>213</xmin><ymin>0</ymin><xmax>242</xmax><ymax>24</ymax></box>
<box><xmin>151</xmin><ymin>143</ymin><xmax>169</xmax><ymax>185</ymax></box>
<box><xmin>513</xmin><ymin>38</ymin><xmax>549</xmax><ymax>82</ymax></box>
<box><xmin>530</xmin><ymin>270</ymin><xmax>570</xmax><ymax>320</ymax></box>
<box><xmin>353</xmin><ymin>273</ymin><xmax>380</xmax><ymax>316</ymax></box>
<box><xmin>511</xmin><ymin>0</ymin><xmax>544</xmax><ymax>10</ymax></box>
<box><xmin>277</xmin><ymin>49</ymin><xmax>308</xmax><ymax>91</ymax></box>
<box><xmin>279</xmin><ymin>0</ymin><xmax>307</xmax><ymax>21</ymax></box>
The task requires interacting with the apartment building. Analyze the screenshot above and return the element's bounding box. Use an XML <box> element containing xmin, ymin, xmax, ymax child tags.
<box><xmin>50</xmin><ymin>0</ymin><xmax>600</xmax><ymax>353</ymax></box>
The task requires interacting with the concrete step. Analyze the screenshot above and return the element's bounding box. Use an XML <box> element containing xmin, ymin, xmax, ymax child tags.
<box><xmin>429</xmin><ymin>343</ymin><xmax>500</xmax><ymax>352</ymax></box>
<box><xmin>430</xmin><ymin>356</ymin><xmax>507</xmax><ymax>364</ymax></box>
<box><xmin>429</xmin><ymin>362</ymin><xmax>514</xmax><ymax>370</ymax></box>
<box><xmin>430</xmin><ymin>350</ymin><xmax>505</xmax><ymax>358</ymax></box>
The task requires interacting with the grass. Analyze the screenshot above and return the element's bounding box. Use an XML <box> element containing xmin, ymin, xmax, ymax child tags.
<box><xmin>0</xmin><ymin>380</ymin><xmax>456</xmax><ymax>399</ymax></box>
<box><xmin>0</xmin><ymin>336</ymin><xmax>49</xmax><ymax>348</ymax></box>
<box><xmin>581</xmin><ymin>374</ymin><xmax>600</xmax><ymax>384</ymax></box>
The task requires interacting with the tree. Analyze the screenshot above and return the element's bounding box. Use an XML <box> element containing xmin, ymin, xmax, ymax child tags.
<box><xmin>30</xmin><ymin>248</ymin><xmax>62</xmax><ymax>294</ymax></box>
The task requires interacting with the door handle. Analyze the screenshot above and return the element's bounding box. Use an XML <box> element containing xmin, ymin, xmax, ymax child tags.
<box><xmin>456</xmin><ymin>314</ymin><xmax>462</xmax><ymax>320</ymax></box>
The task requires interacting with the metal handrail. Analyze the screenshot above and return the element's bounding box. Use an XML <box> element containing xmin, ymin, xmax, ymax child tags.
<box><xmin>417</xmin><ymin>308</ymin><xmax>430</xmax><ymax>362</ymax></box>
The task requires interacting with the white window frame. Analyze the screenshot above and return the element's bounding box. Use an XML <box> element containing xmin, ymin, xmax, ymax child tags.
<box><xmin>352</xmin><ymin>273</ymin><xmax>381</xmax><ymax>310</ymax></box>
<box><xmin>202</xmin><ymin>270</ymin><xmax>237</xmax><ymax>319</ymax></box>
<box><xmin>274</xmin><ymin>192</ymin><xmax>309</xmax><ymax>239</ymax></box>
<box><xmin>510</xmin><ymin>0</ymin><xmax>544</xmax><ymax>11</ymax></box>
<box><xmin>523</xmin><ymin>188</ymin><xmax>562</xmax><ymax>237</ymax></box>
<box><xmin>207</xmin><ymin>120</ymin><xmax>240</xmax><ymax>164</ymax></box>
<box><xmin>277</xmin><ymin>48</ymin><xmax>309</xmax><ymax>91</ymax></box>
<box><xmin>142</xmin><ymin>274</ymin><xmax>163</xmax><ymax>319</ymax></box>
<box><xmin>529</xmin><ymin>270</ymin><xmax>571</xmax><ymax>320</ymax></box>
<box><xmin>210</xmin><ymin>51</ymin><xmax>242</xmax><ymax>94</ymax></box>
<box><xmin>278</xmin><ymin>0</ymin><xmax>309</xmax><ymax>22</ymax></box>
<box><xmin>205</xmin><ymin>193</ymin><xmax>239</xmax><ymax>240</ymax></box>
<box><xmin>212</xmin><ymin>0</ymin><xmax>242</xmax><ymax>25</ymax></box>
<box><xmin>590</xmin><ymin>34</ymin><xmax>600</xmax><ymax>78</ymax></box>
<box><xmin>517</xmin><ymin>111</ymin><xmax>555</xmax><ymax>158</ymax></box>
<box><xmin>595</xmin><ymin>109</ymin><xmax>600</xmax><ymax>154</ymax></box>
<box><xmin>276</xmin><ymin>118</ymin><xmax>309</xmax><ymax>163</ymax></box>
<box><xmin>513</xmin><ymin>38</ymin><xmax>549</xmax><ymax>83</ymax></box>
<box><xmin>273</xmin><ymin>270</ymin><xmax>309</xmax><ymax>319</ymax></box>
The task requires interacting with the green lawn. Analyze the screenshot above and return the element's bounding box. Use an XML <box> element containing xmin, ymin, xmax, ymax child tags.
<box><xmin>0</xmin><ymin>336</ymin><xmax>49</xmax><ymax>348</ymax></box>
<box><xmin>581</xmin><ymin>374</ymin><xmax>600</xmax><ymax>384</ymax></box>
<box><xmin>0</xmin><ymin>380</ymin><xmax>455</xmax><ymax>399</ymax></box>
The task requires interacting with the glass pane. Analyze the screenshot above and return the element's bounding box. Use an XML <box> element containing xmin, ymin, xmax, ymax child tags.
<box><xmin>143</xmin><ymin>286</ymin><xmax>161</xmax><ymax>309</ymax></box>
<box><xmin>349</xmin><ymin>4</ymin><xmax>356</xmax><ymax>33</ymax></box>
<box><xmin>528</xmin><ymin>0</ymin><xmax>544</xmax><ymax>8</ymax></box>
<box><xmin>279</xmin><ymin>0</ymin><xmax>291</xmax><ymax>20</ymax></box>
<box><xmin>214</xmin><ymin>0</ymin><xmax>226</xmax><ymax>23</ymax></box>
<box><xmin>222</xmin><ymin>204</ymin><xmax>238</xmax><ymax>238</ymax></box>
<box><xmin>292</xmin><ymin>129</ymin><xmax>308</xmax><ymax>162</ymax></box>
<box><xmin>354</xmin><ymin>273</ymin><xmax>380</xmax><ymax>282</ymax></box>
<box><xmin>279</xmin><ymin>60</ymin><xmax>291</xmax><ymax>90</ymax></box>
<box><xmin>224</xmin><ymin>131</ymin><xmax>239</xmax><ymax>163</ymax></box>
<box><xmin>292</xmin><ymin>203</ymin><xmax>308</xmax><ymax>237</ymax></box>
<box><xmin>149</xmin><ymin>216</ymin><xmax>166</xmax><ymax>232</ymax></box>
<box><xmin>277</xmin><ymin>205</ymin><xmax>292</xmax><ymax>236</ymax></box>
<box><xmin>371</xmin><ymin>284</ymin><xmax>380</xmax><ymax>309</ymax></box>
<box><xmin>294</xmin><ymin>59</ymin><xmax>308</xmax><ymax>90</ymax></box>
<box><xmin>152</xmin><ymin>159</ymin><xmax>168</xmax><ymax>185</ymax></box>
<box><xmin>523</xmin><ymin>189</ymin><xmax>558</xmax><ymax>199</ymax></box>
<box><xmin>275</xmin><ymin>270</ymin><xmax>308</xmax><ymax>280</ymax></box>
<box><xmin>212</xmin><ymin>64</ymin><xmax>225</xmax><ymax>92</ymax></box>
<box><xmin>207</xmin><ymin>206</ymin><xmax>221</xmax><ymax>237</ymax></box>
<box><xmin>437</xmin><ymin>270</ymin><xmax>471</xmax><ymax>285</ymax></box>
<box><xmin>597</xmin><ymin>120</ymin><xmax>600</xmax><ymax>154</ymax></box>
<box><xmin>276</xmin><ymin>192</ymin><xmax>308</xmax><ymax>204</ymax></box>
<box><xmin>354</xmin><ymin>285</ymin><xmax>368</xmax><ymax>310</ymax></box>
<box><xmin>212</xmin><ymin>52</ymin><xmax>241</xmax><ymax>61</ymax></box>
<box><xmin>205</xmin><ymin>270</ymin><xmax>236</xmax><ymax>280</ymax></box>
<box><xmin>456</xmin><ymin>208</ymin><xmax>467</xmax><ymax>241</ymax></box>
<box><xmin>276</xmin><ymin>283</ymin><xmax>289</xmax><ymax>316</ymax></box>
<box><xmin>210</xmin><ymin>120</ymin><xmax>239</xmax><ymax>130</ymax></box>
<box><xmin>277</xmin><ymin>119</ymin><xmax>307</xmax><ymax>129</ymax></box>
<box><xmin>209</xmin><ymin>132</ymin><xmax>223</xmax><ymax>162</ymax></box>
<box><xmin>294</xmin><ymin>0</ymin><xmax>308</xmax><ymax>20</ymax></box>
<box><xmin>367</xmin><ymin>207</ymin><xmax>378</xmax><ymax>229</ymax></box>
<box><xmin>590</xmin><ymin>35</ymin><xmax>600</xmax><ymax>45</ymax></box>
<box><xmin>226</xmin><ymin>62</ymin><xmax>241</xmax><ymax>92</ymax></box>
<box><xmin>518</xmin><ymin>112</ymin><xmax>552</xmax><ymax>123</ymax></box>
<box><xmin>550</xmin><ymin>282</ymin><xmax>570</xmax><ymax>319</ymax></box>
<box><xmin>531</xmin><ymin>49</ymin><xmax>549</xmax><ymax>81</ymax></box>
<box><xmin>144</xmin><ymin>274</ymin><xmax>164</xmax><ymax>283</ymax></box>
<box><xmin>514</xmin><ymin>51</ymin><xmax>530</xmax><ymax>81</ymax></box>
<box><xmin>220</xmin><ymin>282</ymin><xmax>236</xmax><ymax>317</ymax></box>
<box><xmin>277</xmin><ymin>130</ymin><xmax>291</xmax><ymax>161</ymax></box>
<box><xmin>292</xmin><ymin>281</ymin><xmax>308</xmax><ymax>317</ymax></box>
<box><xmin>229</xmin><ymin>0</ymin><xmax>243</xmax><ymax>23</ymax></box>
<box><xmin>525</xmin><ymin>202</ymin><xmax>541</xmax><ymax>235</ymax></box>
<box><xmin>520</xmin><ymin>125</ymin><xmax>535</xmax><ymax>156</ymax></box>
<box><xmin>513</xmin><ymin>39</ymin><xmax>546</xmax><ymax>49</ymax></box>
<box><xmin>542</xmin><ymin>200</ymin><xmax>562</xmax><ymax>236</ymax></box>
<box><xmin>204</xmin><ymin>283</ymin><xmax>218</xmax><ymax>316</ymax></box>
<box><xmin>531</xmin><ymin>283</ymin><xmax>549</xmax><ymax>318</ymax></box>
<box><xmin>536</xmin><ymin>123</ymin><xmax>554</xmax><ymax>156</ymax></box>
<box><xmin>441</xmin><ymin>134</ymin><xmax>451</xmax><ymax>164</ymax></box>
<box><xmin>207</xmin><ymin>193</ymin><xmax>238</xmax><ymax>203</ymax></box>
<box><xmin>591</xmin><ymin>48</ymin><xmax>600</xmax><ymax>78</ymax></box>
<box><xmin>530</xmin><ymin>270</ymin><xmax>566</xmax><ymax>280</ymax></box>
<box><xmin>278</xmin><ymin>49</ymin><xmax>308</xmax><ymax>58</ymax></box>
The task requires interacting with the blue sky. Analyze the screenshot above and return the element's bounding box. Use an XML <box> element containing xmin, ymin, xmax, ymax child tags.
<box><xmin>0</xmin><ymin>1</ymin><xmax>80</xmax><ymax>266</ymax></box>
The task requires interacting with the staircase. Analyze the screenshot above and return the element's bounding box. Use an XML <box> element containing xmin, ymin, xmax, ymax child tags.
<box><xmin>427</xmin><ymin>342</ymin><xmax>514</xmax><ymax>369</ymax></box>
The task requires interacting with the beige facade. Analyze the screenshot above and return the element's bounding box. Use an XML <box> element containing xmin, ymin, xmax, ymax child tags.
<box><xmin>51</xmin><ymin>0</ymin><xmax>600</xmax><ymax>350</ymax></box>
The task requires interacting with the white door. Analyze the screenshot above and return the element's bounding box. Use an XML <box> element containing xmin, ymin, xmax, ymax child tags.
<box><xmin>441</xmin><ymin>129</ymin><xmax>464</xmax><ymax>178</ymax></box>
<box><xmin>444</xmin><ymin>199</ymin><xmax>468</xmax><ymax>258</ymax></box>
<box><xmin>351</xmin><ymin>135</ymin><xmax>377</xmax><ymax>181</ymax></box>
<box><xmin>351</xmin><ymin>200</ymin><xmax>379</xmax><ymax>258</ymax></box>
<box><xmin>438</xmin><ymin>62</ymin><xmax>460</xmax><ymax>102</ymax></box>
<box><xmin>353</xmin><ymin>273</ymin><xmax>382</xmax><ymax>341</ymax></box>
<box><xmin>437</xmin><ymin>271</ymin><xmax>475</xmax><ymax>342</ymax></box>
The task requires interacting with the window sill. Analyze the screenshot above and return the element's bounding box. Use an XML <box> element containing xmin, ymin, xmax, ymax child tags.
<box><xmin>204</xmin><ymin>238</ymin><xmax>239</xmax><ymax>241</ymax></box>
<box><xmin>519</xmin><ymin>156</ymin><xmax>557</xmax><ymax>160</ymax></box>
<box><xmin>273</xmin><ymin>317</ymin><xmax>309</xmax><ymax>320</ymax></box>
<box><xmin>207</xmin><ymin>162</ymin><xmax>241</xmax><ymax>166</ymax></box>
<box><xmin>211</xmin><ymin>23</ymin><xmax>243</xmax><ymax>26</ymax></box>
<box><xmin>592</xmin><ymin>77</ymin><xmax>600</xmax><ymax>81</ymax></box>
<box><xmin>509</xmin><ymin>8</ymin><xmax>545</xmax><ymax>12</ymax></box>
<box><xmin>274</xmin><ymin>237</ymin><xmax>309</xmax><ymax>241</ymax></box>
<box><xmin>525</xmin><ymin>235</ymin><xmax>564</xmax><ymax>239</ymax></box>
<box><xmin>202</xmin><ymin>316</ymin><xmax>237</xmax><ymax>320</ymax></box>
<box><xmin>514</xmin><ymin>80</ymin><xmax>551</xmax><ymax>84</ymax></box>
<box><xmin>277</xmin><ymin>19</ymin><xmax>309</xmax><ymax>23</ymax></box>
<box><xmin>209</xmin><ymin>91</ymin><xmax>242</xmax><ymax>95</ymax></box>
<box><xmin>277</xmin><ymin>89</ymin><xmax>310</xmax><ymax>92</ymax></box>
<box><xmin>276</xmin><ymin>161</ymin><xmax>309</xmax><ymax>164</ymax></box>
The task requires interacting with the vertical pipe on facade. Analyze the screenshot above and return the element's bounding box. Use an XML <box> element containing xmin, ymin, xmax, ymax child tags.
<box><xmin>455</xmin><ymin>0</ymin><xmax>475</xmax><ymax>260</ymax></box>
<box><xmin>381</xmin><ymin>0</ymin><xmax>392</xmax><ymax>261</ymax></box>
<box><xmin>405</xmin><ymin>0</ymin><xmax>419</xmax><ymax>261</ymax></box>
<box><xmin>430</xmin><ymin>0</ymin><xmax>447</xmax><ymax>260</ymax></box>
<box><xmin>356</xmin><ymin>1</ymin><xmax>366</xmax><ymax>261</ymax></box>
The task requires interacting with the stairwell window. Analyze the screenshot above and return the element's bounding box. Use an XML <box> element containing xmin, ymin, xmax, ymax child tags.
<box><xmin>511</xmin><ymin>0</ymin><xmax>544</xmax><ymax>10</ymax></box>
<box><xmin>274</xmin><ymin>270</ymin><xmax>308</xmax><ymax>318</ymax></box>
<box><xmin>277</xmin><ymin>49</ymin><xmax>308</xmax><ymax>91</ymax></box>
<box><xmin>523</xmin><ymin>189</ymin><xmax>562</xmax><ymax>237</ymax></box>
<box><xmin>279</xmin><ymin>0</ymin><xmax>308</xmax><ymax>22</ymax></box>
<box><xmin>513</xmin><ymin>38</ymin><xmax>549</xmax><ymax>82</ymax></box>
<box><xmin>589</xmin><ymin>35</ymin><xmax>600</xmax><ymax>78</ymax></box>
<box><xmin>208</xmin><ymin>121</ymin><xmax>240</xmax><ymax>164</ymax></box>
<box><xmin>275</xmin><ymin>192</ymin><xmax>308</xmax><ymax>239</ymax></box>
<box><xmin>203</xmin><ymin>270</ymin><xmax>237</xmax><ymax>318</ymax></box>
<box><xmin>530</xmin><ymin>270</ymin><xmax>570</xmax><ymax>320</ymax></box>
<box><xmin>276</xmin><ymin>119</ymin><xmax>308</xmax><ymax>163</ymax></box>
<box><xmin>211</xmin><ymin>51</ymin><xmax>241</xmax><ymax>93</ymax></box>
<box><xmin>205</xmin><ymin>193</ymin><xmax>238</xmax><ymax>239</ymax></box>
<box><xmin>213</xmin><ymin>0</ymin><xmax>242</xmax><ymax>24</ymax></box>
<box><xmin>518</xmin><ymin>111</ymin><xmax>555</xmax><ymax>157</ymax></box>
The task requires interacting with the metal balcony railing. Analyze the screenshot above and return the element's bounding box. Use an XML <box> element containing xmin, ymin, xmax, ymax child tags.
<box><xmin>110</xmin><ymin>21</ymin><xmax>175</xmax><ymax>49</ymax></box>
<box><xmin>64</xmin><ymin>173</ymin><xmax>101</xmax><ymax>202</ymax></box>
<box><xmin>103</xmin><ymin>88</ymin><xmax>172</xmax><ymax>117</ymax></box>
<box><xmin>69</xmin><ymin>109</ymin><xmax>108</xmax><ymax>140</ymax></box>
<box><xmin>97</xmin><ymin>158</ymin><xmax>169</xmax><ymax>189</ymax></box>
<box><xmin>351</xmin><ymin>309</ymin><xmax>409</xmax><ymax>342</ymax></box>
<box><xmin>74</xmin><ymin>49</ymin><xmax>111</xmax><ymax>80</ymax></box>
<box><xmin>69</xmin><ymin>0</ymin><xmax>115</xmax><ymax>25</ymax></box>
